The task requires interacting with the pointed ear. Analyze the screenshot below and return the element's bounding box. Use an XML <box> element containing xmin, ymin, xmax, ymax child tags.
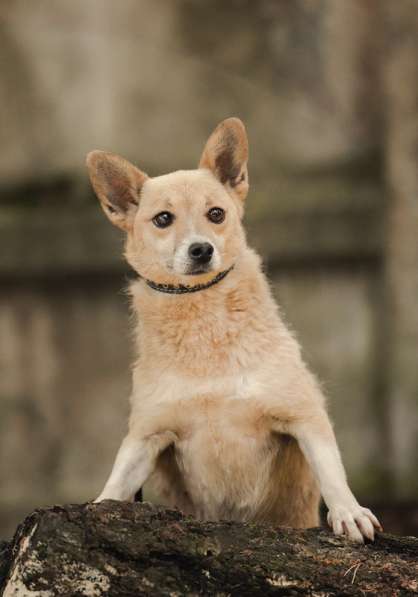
<box><xmin>198</xmin><ymin>117</ymin><xmax>249</xmax><ymax>202</ymax></box>
<box><xmin>86</xmin><ymin>151</ymin><xmax>148</xmax><ymax>231</ymax></box>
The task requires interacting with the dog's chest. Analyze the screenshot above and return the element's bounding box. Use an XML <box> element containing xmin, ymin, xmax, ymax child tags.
<box><xmin>138</xmin><ymin>368</ymin><xmax>266</xmax><ymax>409</ymax></box>
<box><xmin>168</xmin><ymin>393</ymin><xmax>276</xmax><ymax>518</ymax></box>
<box><xmin>135</xmin><ymin>366</ymin><xmax>283</xmax><ymax>519</ymax></box>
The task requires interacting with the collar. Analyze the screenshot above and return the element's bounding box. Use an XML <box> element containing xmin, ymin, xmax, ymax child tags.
<box><xmin>142</xmin><ymin>265</ymin><xmax>234</xmax><ymax>295</ymax></box>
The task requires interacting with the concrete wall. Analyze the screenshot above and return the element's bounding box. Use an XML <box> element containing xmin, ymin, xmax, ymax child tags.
<box><xmin>0</xmin><ymin>1</ymin><xmax>417</xmax><ymax>538</ymax></box>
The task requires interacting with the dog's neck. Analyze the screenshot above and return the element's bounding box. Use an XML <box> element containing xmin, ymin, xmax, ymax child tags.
<box><xmin>129</xmin><ymin>248</ymin><xmax>284</xmax><ymax>377</ymax></box>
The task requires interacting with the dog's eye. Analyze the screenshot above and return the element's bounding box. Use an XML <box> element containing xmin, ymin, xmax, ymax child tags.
<box><xmin>207</xmin><ymin>207</ymin><xmax>225</xmax><ymax>224</ymax></box>
<box><xmin>152</xmin><ymin>211</ymin><xmax>174</xmax><ymax>228</ymax></box>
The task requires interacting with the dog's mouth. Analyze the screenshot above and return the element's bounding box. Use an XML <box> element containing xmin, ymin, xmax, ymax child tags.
<box><xmin>185</xmin><ymin>264</ymin><xmax>212</xmax><ymax>276</ymax></box>
<box><xmin>165</xmin><ymin>261</ymin><xmax>214</xmax><ymax>277</ymax></box>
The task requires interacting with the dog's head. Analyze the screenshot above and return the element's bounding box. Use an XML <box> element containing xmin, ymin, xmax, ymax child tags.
<box><xmin>86</xmin><ymin>118</ymin><xmax>249</xmax><ymax>284</ymax></box>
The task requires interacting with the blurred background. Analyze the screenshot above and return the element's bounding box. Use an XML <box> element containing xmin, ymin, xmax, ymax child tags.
<box><xmin>1</xmin><ymin>0</ymin><xmax>417</xmax><ymax>539</ymax></box>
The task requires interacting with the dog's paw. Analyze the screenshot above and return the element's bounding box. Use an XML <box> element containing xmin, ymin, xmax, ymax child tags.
<box><xmin>93</xmin><ymin>492</ymin><xmax>134</xmax><ymax>504</ymax></box>
<box><xmin>327</xmin><ymin>505</ymin><xmax>382</xmax><ymax>543</ymax></box>
<box><xmin>93</xmin><ymin>490</ymin><xmax>120</xmax><ymax>503</ymax></box>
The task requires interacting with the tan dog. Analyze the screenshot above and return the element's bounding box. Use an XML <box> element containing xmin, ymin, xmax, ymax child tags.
<box><xmin>87</xmin><ymin>118</ymin><xmax>382</xmax><ymax>542</ymax></box>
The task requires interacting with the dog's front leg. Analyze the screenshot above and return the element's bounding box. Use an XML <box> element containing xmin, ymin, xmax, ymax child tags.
<box><xmin>94</xmin><ymin>431</ymin><xmax>174</xmax><ymax>503</ymax></box>
<box><xmin>287</xmin><ymin>413</ymin><xmax>382</xmax><ymax>542</ymax></box>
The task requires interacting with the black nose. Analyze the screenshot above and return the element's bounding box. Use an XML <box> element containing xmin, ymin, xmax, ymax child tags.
<box><xmin>188</xmin><ymin>242</ymin><xmax>214</xmax><ymax>264</ymax></box>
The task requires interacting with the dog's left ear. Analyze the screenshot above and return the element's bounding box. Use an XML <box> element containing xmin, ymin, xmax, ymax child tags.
<box><xmin>198</xmin><ymin>117</ymin><xmax>249</xmax><ymax>202</ymax></box>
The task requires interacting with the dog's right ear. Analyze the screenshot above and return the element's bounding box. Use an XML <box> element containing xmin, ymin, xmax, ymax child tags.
<box><xmin>86</xmin><ymin>151</ymin><xmax>148</xmax><ymax>231</ymax></box>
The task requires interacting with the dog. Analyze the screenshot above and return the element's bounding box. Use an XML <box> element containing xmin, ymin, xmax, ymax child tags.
<box><xmin>87</xmin><ymin>117</ymin><xmax>382</xmax><ymax>542</ymax></box>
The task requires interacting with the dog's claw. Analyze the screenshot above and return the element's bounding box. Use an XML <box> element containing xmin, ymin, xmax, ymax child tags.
<box><xmin>327</xmin><ymin>505</ymin><xmax>382</xmax><ymax>542</ymax></box>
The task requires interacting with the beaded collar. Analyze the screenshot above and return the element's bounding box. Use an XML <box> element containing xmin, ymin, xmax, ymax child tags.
<box><xmin>141</xmin><ymin>265</ymin><xmax>234</xmax><ymax>295</ymax></box>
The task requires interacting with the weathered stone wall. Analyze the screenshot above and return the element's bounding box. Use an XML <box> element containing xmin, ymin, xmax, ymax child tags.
<box><xmin>0</xmin><ymin>1</ymin><xmax>417</xmax><ymax>538</ymax></box>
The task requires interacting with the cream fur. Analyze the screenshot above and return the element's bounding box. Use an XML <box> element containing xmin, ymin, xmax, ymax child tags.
<box><xmin>88</xmin><ymin>117</ymin><xmax>382</xmax><ymax>542</ymax></box>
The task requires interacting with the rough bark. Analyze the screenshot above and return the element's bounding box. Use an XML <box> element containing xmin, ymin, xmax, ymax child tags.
<box><xmin>0</xmin><ymin>502</ymin><xmax>417</xmax><ymax>596</ymax></box>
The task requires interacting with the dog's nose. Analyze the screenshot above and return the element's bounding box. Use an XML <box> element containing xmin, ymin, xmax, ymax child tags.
<box><xmin>188</xmin><ymin>242</ymin><xmax>214</xmax><ymax>264</ymax></box>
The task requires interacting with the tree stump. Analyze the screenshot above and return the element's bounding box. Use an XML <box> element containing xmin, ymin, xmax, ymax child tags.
<box><xmin>1</xmin><ymin>501</ymin><xmax>417</xmax><ymax>596</ymax></box>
